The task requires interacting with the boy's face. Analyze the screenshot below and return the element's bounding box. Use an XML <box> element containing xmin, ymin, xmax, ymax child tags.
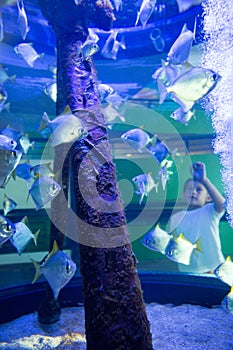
<box><xmin>183</xmin><ymin>180</ymin><xmax>210</xmax><ymax>208</ymax></box>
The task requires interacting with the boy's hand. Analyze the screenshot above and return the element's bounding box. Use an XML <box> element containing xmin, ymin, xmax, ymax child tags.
<box><xmin>191</xmin><ymin>162</ymin><xmax>206</xmax><ymax>183</ymax></box>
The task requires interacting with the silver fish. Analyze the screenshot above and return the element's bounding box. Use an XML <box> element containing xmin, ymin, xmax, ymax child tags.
<box><xmin>16</xmin><ymin>0</ymin><xmax>30</xmax><ymax>40</ymax></box>
<box><xmin>101</xmin><ymin>30</ymin><xmax>126</xmax><ymax>60</ymax></box>
<box><xmin>3</xmin><ymin>193</ymin><xmax>17</xmax><ymax>216</ymax></box>
<box><xmin>0</xmin><ymin>126</ymin><xmax>22</xmax><ymax>141</ymax></box>
<box><xmin>214</xmin><ymin>256</ymin><xmax>233</xmax><ymax>287</ymax></box>
<box><xmin>15</xmin><ymin>160</ymin><xmax>32</xmax><ymax>181</ymax></box>
<box><xmin>0</xmin><ymin>215</ymin><xmax>16</xmax><ymax>244</ymax></box>
<box><xmin>167</xmin><ymin>23</ymin><xmax>194</xmax><ymax>65</ymax></box>
<box><xmin>165</xmin><ymin>233</ymin><xmax>201</xmax><ymax>265</ymax></box>
<box><xmin>88</xmin><ymin>28</ymin><xmax>100</xmax><ymax>44</ymax></box>
<box><xmin>17</xmin><ymin>134</ymin><xmax>34</xmax><ymax>154</ymax></box>
<box><xmin>166</xmin><ymin>66</ymin><xmax>221</xmax><ymax>112</ymax></box>
<box><xmin>30</xmin><ymin>162</ymin><xmax>54</xmax><ymax>180</ymax></box>
<box><xmin>0</xmin><ymin>147</ymin><xmax>22</xmax><ymax>188</ymax></box>
<box><xmin>121</xmin><ymin>128</ymin><xmax>151</xmax><ymax>153</ymax></box>
<box><xmin>158</xmin><ymin>163</ymin><xmax>172</xmax><ymax>191</ymax></box>
<box><xmin>0</xmin><ymin>84</ymin><xmax>7</xmax><ymax>104</ymax></box>
<box><xmin>221</xmin><ymin>286</ymin><xmax>233</xmax><ymax>316</ymax></box>
<box><xmin>97</xmin><ymin>83</ymin><xmax>114</xmax><ymax>102</ymax></box>
<box><xmin>147</xmin><ymin>138</ymin><xmax>170</xmax><ymax>165</ymax></box>
<box><xmin>32</xmin><ymin>240</ymin><xmax>77</xmax><ymax>299</ymax></box>
<box><xmin>135</xmin><ymin>0</ymin><xmax>157</xmax><ymax>29</ymax></box>
<box><xmin>0</xmin><ymin>64</ymin><xmax>16</xmax><ymax>84</ymax></box>
<box><xmin>142</xmin><ymin>224</ymin><xmax>171</xmax><ymax>254</ymax></box>
<box><xmin>39</xmin><ymin>106</ymin><xmax>87</xmax><ymax>147</ymax></box>
<box><xmin>29</xmin><ymin>176</ymin><xmax>61</xmax><ymax>211</ymax></box>
<box><xmin>176</xmin><ymin>0</ymin><xmax>202</xmax><ymax>13</ymax></box>
<box><xmin>102</xmin><ymin>102</ymin><xmax>125</xmax><ymax>126</ymax></box>
<box><xmin>132</xmin><ymin>173</ymin><xmax>158</xmax><ymax>205</ymax></box>
<box><xmin>170</xmin><ymin>107</ymin><xmax>195</xmax><ymax>125</ymax></box>
<box><xmin>43</xmin><ymin>80</ymin><xmax>57</xmax><ymax>102</ymax></box>
<box><xmin>0</xmin><ymin>134</ymin><xmax>17</xmax><ymax>150</ymax></box>
<box><xmin>77</xmin><ymin>39</ymin><xmax>99</xmax><ymax>60</ymax></box>
<box><xmin>10</xmin><ymin>216</ymin><xmax>40</xmax><ymax>255</ymax></box>
<box><xmin>14</xmin><ymin>43</ymin><xmax>44</xmax><ymax>67</ymax></box>
<box><xmin>0</xmin><ymin>101</ymin><xmax>10</xmax><ymax>113</ymax></box>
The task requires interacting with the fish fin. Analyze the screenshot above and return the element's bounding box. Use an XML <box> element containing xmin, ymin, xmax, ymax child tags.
<box><xmin>38</xmin><ymin>112</ymin><xmax>50</xmax><ymax>131</ymax></box>
<box><xmin>21</xmin><ymin>215</ymin><xmax>29</xmax><ymax>226</ymax></box>
<box><xmin>157</xmin><ymin>79</ymin><xmax>167</xmax><ymax>104</ymax></box>
<box><xmin>31</xmin><ymin>259</ymin><xmax>41</xmax><ymax>283</ymax></box>
<box><xmin>33</xmin><ymin>229</ymin><xmax>40</xmax><ymax>245</ymax></box>
<box><xmin>169</xmin><ymin>93</ymin><xmax>194</xmax><ymax>113</ymax></box>
<box><xmin>135</xmin><ymin>11</ymin><xmax>140</xmax><ymax>26</ymax></box>
<box><xmin>9</xmin><ymin>75</ymin><xmax>16</xmax><ymax>84</ymax></box>
<box><xmin>39</xmin><ymin>53</ymin><xmax>45</xmax><ymax>63</ymax></box>
<box><xmin>195</xmin><ymin>238</ymin><xmax>202</xmax><ymax>252</ymax></box>
<box><xmin>30</xmin><ymin>141</ymin><xmax>35</xmax><ymax>150</ymax></box>
<box><xmin>226</xmin><ymin>256</ymin><xmax>232</xmax><ymax>262</ymax></box>
<box><xmin>230</xmin><ymin>286</ymin><xmax>233</xmax><ymax>293</ymax></box>
<box><xmin>181</xmin><ymin>23</ymin><xmax>188</xmax><ymax>33</ymax></box>
<box><xmin>62</xmin><ymin>105</ymin><xmax>72</xmax><ymax>115</ymax></box>
<box><xmin>51</xmin><ymin>240</ymin><xmax>59</xmax><ymax>256</ymax></box>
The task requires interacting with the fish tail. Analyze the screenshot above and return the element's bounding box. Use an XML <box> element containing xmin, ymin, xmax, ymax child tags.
<box><xmin>195</xmin><ymin>238</ymin><xmax>202</xmax><ymax>252</ymax></box>
<box><xmin>33</xmin><ymin>229</ymin><xmax>41</xmax><ymax>246</ymax></box>
<box><xmin>38</xmin><ymin>112</ymin><xmax>50</xmax><ymax>131</ymax></box>
<box><xmin>135</xmin><ymin>11</ymin><xmax>140</xmax><ymax>26</ymax></box>
<box><xmin>9</xmin><ymin>75</ymin><xmax>16</xmax><ymax>84</ymax></box>
<box><xmin>157</xmin><ymin>79</ymin><xmax>168</xmax><ymax>104</ymax></box>
<box><xmin>31</xmin><ymin>259</ymin><xmax>41</xmax><ymax>283</ymax></box>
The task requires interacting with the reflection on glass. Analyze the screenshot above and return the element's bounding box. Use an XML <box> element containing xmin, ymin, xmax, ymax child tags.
<box><xmin>150</xmin><ymin>28</ymin><xmax>165</xmax><ymax>52</ymax></box>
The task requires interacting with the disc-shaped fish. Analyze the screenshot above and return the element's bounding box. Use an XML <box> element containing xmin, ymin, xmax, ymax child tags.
<box><xmin>142</xmin><ymin>224</ymin><xmax>171</xmax><ymax>254</ymax></box>
<box><xmin>0</xmin><ymin>215</ymin><xmax>16</xmax><ymax>245</ymax></box>
<box><xmin>32</xmin><ymin>241</ymin><xmax>77</xmax><ymax>299</ymax></box>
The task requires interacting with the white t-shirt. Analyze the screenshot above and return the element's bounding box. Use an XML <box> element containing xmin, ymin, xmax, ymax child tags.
<box><xmin>168</xmin><ymin>203</ymin><xmax>225</xmax><ymax>273</ymax></box>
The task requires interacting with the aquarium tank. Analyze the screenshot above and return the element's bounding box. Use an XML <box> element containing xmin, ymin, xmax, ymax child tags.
<box><xmin>0</xmin><ymin>0</ymin><xmax>233</xmax><ymax>347</ymax></box>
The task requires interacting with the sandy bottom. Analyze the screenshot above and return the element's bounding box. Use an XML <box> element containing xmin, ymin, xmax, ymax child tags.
<box><xmin>0</xmin><ymin>303</ymin><xmax>232</xmax><ymax>349</ymax></box>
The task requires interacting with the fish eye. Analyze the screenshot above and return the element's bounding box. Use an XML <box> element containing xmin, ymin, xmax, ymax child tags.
<box><xmin>11</xmin><ymin>150</ymin><xmax>17</xmax><ymax>157</ymax></box>
<box><xmin>3</xmin><ymin>222</ymin><xmax>12</xmax><ymax>232</ymax></box>
<box><xmin>65</xmin><ymin>260</ymin><xmax>72</xmax><ymax>275</ymax></box>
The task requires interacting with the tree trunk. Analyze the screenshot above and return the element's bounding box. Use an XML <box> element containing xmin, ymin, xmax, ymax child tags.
<box><xmin>39</xmin><ymin>1</ymin><xmax>153</xmax><ymax>348</ymax></box>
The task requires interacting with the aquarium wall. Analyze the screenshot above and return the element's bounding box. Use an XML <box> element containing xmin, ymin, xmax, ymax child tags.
<box><xmin>0</xmin><ymin>0</ymin><xmax>233</xmax><ymax>295</ymax></box>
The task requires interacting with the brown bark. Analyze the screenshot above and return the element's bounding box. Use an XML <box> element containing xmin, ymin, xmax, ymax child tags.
<box><xmin>39</xmin><ymin>1</ymin><xmax>153</xmax><ymax>348</ymax></box>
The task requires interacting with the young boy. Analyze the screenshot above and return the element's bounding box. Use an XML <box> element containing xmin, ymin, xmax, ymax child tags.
<box><xmin>168</xmin><ymin>161</ymin><xmax>225</xmax><ymax>274</ymax></box>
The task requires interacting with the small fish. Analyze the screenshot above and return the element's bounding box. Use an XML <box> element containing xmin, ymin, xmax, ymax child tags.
<box><xmin>102</xmin><ymin>102</ymin><xmax>125</xmax><ymax>126</ymax></box>
<box><xmin>165</xmin><ymin>66</ymin><xmax>221</xmax><ymax>112</ymax></box>
<box><xmin>221</xmin><ymin>286</ymin><xmax>233</xmax><ymax>316</ymax></box>
<box><xmin>0</xmin><ymin>101</ymin><xmax>10</xmax><ymax>113</ymax></box>
<box><xmin>214</xmin><ymin>256</ymin><xmax>233</xmax><ymax>287</ymax></box>
<box><xmin>158</xmin><ymin>163</ymin><xmax>171</xmax><ymax>191</ymax></box>
<box><xmin>101</xmin><ymin>29</ymin><xmax>126</xmax><ymax>60</ymax></box>
<box><xmin>0</xmin><ymin>147</ymin><xmax>22</xmax><ymax>188</ymax></box>
<box><xmin>29</xmin><ymin>176</ymin><xmax>61</xmax><ymax>211</ymax></box>
<box><xmin>3</xmin><ymin>193</ymin><xmax>17</xmax><ymax>216</ymax></box>
<box><xmin>17</xmin><ymin>134</ymin><xmax>34</xmax><ymax>154</ymax></box>
<box><xmin>16</xmin><ymin>0</ymin><xmax>30</xmax><ymax>40</ymax></box>
<box><xmin>147</xmin><ymin>138</ymin><xmax>170</xmax><ymax>165</ymax></box>
<box><xmin>0</xmin><ymin>215</ymin><xmax>16</xmax><ymax>244</ymax></box>
<box><xmin>77</xmin><ymin>39</ymin><xmax>99</xmax><ymax>60</ymax></box>
<box><xmin>0</xmin><ymin>125</ymin><xmax>22</xmax><ymax>141</ymax></box>
<box><xmin>165</xmin><ymin>233</ymin><xmax>201</xmax><ymax>265</ymax></box>
<box><xmin>135</xmin><ymin>0</ymin><xmax>157</xmax><ymax>29</ymax></box>
<box><xmin>0</xmin><ymin>134</ymin><xmax>17</xmax><ymax>150</ymax></box>
<box><xmin>142</xmin><ymin>224</ymin><xmax>171</xmax><ymax>254</ymax></box>
<box><xmin>88</xmin><ymin>28</ymin><xmax>100</xmax><ymax>43</ymax></box>
<box><xmin>48</xmin><ymin>61</ymin><xmax>57</xmax><ymax>77</ymax></box>
<box><xmin>43</xmin><ymin>80</ymin><xmax>57</xmax><ymax>102</ymax></box>
<box><xmin>31</xmin><ymin>240</ymin><xmax>77</xmax><ymax>299</ymax></box>
<box><xmin>14</xmin><ymin>43</ymin><xmax>44</xmax><ymax>67</ymax></box>
<box><xmin>170</xmin><ymin>107</ymin><xmax>195</xmax><ymax>125</ymax></box>
<box><xmin>98</xmin><ymin>83</ymin><xmax>114</xmax><ymax>102</ymax></box>
<box><xmin>10</xmin><ymin>216</ymin><xmax>40</xmax><ymax>255</ymax></box>
<box><xmin>121</xmin><ymin>128</ymin><xmax>151</xmax><ymax>153</ymax></box>
<box><xmin>0</xmin><ymin>84</ymin><xmax>7</xmax><ymax>104</ymax></box>
<box><xmin>30</xmin><ymin>162</ymin><xmax>54</xmax><ymax>180</ymax></box>
<box><xmin>39</xmin><ymin>106</ymin><xmax>87</xmax><ymax>147</ymax></box>
<box><xmin>15</xmin><ymin>160</ymin><xmax>32</xmax><ymax>181</ymax></box>
<box><xmin>132</xmin><ymin>172</ymin><xmax>158</xmax><ymax>205</ymax></box>
<box><xmin>0</xmin><ymin>11</ymin><xmax>4</xmax><ymax>42</ymax></box>
<box><xmin>166</xmin><ymin>23</ymin><xmax>195</xmax><ymax>65</ymax></box>
<box><xmin>176</xmin><ymin>0</ymin><xmax>202</xmax><ymax>13</ymax></box>
<box><xmin>0</xmin><ymin>64</ymin><xmax>16</xmax><ymax>84</ymax></box>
